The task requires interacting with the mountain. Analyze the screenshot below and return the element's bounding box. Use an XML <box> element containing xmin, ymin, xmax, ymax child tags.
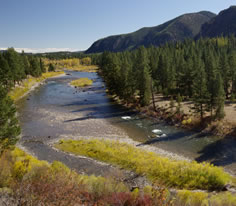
<box><xmin>86</xmin><ymin>11</ymin><xmax>216</xmax><ymax>53</ymax></box>
<box><xmin>198</xmin><ymin>6</ymin><xmax>236</xmax><ymax>38</ymax></box>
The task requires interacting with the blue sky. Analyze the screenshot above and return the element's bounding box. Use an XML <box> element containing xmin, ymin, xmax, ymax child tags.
<box><xmin>0</xmin><ymin>0</ymin><xmax>235</xmax><ymax>52</ymax></box>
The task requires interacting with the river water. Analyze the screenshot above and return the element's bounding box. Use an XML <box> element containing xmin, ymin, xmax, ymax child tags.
<box><xmin>17</xmin><ymin>70</ymin><xmax>236</xmax><ymax>175</ymax></box>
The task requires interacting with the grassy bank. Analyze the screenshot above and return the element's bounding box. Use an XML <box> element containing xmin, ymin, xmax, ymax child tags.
<box><xmin>9</xmin><ymin>71</ymin><xmax>64</xmax><ymax>101</ymax></box>
<box><xmin>70</xmin><ymin>77</ymin><xmax>93</xmax><ymax>87</ymax></box>
<box><xmin>55</xmin><ymin>139</ymin><xmax>233</xmax><ymax>191</ymax></box>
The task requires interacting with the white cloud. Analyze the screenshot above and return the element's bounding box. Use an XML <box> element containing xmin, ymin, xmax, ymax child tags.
<box><xmin>0</xmin><ymin>47</ymin><xmax>80</xmax><ymax>53</ymax></box>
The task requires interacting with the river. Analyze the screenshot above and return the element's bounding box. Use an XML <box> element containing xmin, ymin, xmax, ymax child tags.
<box><xmin>17</xmin><ymin>70</ymin><xmax>236</xmax><ymax>176</ymax></box>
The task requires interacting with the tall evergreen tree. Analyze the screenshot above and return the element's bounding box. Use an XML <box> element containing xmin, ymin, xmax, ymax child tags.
<box><xmin>229</xmin><ymin>52</ymin><xmax>236</xmax><ymax>95</ymax></box>
<box><xmin>219</xmin><ymin>52</ymin><xmax>230</xmax><ymax>99</ymax></box>
<box><xmin>204</xmin><ymin>51</ymin><xmax>217</xmax><ymax>117</ymax></box>
<box><xmin>40</xmin><ymin>58</ymin><xmax>46</xmax><ymax>73</ymax></box>
<box><xmin>140</xmin><ymin>67</ymin><xmax>152</xmax><ymax>106</ymax></box>
<box><xmin>0</xmin><ymin>55</ymin><xmax>12</xmax><ymax>89</ymax></box>
<box><xmin>30</xmin><ymin>57</ymin><xmax>42</xmax><ymax>77</ymax></box>
<box><xmin>0</xmin><ymin>85</ymin><xmax>20</xmax><ymax>154</ymax></box>
<box><xmin>22</xmin><ymin>55</ymin><xmax>31</xmax><ymax>76</ymax></box>
<box><xmin>192</xmin><ymin>57</ymin><xmax>209</xmax><ymax>121</ymax></box>
<box><xmin>135</xmin><ymin>46</ymin><xmax>151</xmax><ymax>106</ymax></box>
<box><xmin>214</xmin><ymin>73</ymin><xmax>225</xmax><ymax>119</ymax></box>
<box><xmin>48</xmin><ymin>63</ymin><xmax>55</xmax><ymax>72</ymax></box>
<box><xmin>4</xmin><ymin>48</ymin><xmax>25</xmax><ymax>84</ymax></box>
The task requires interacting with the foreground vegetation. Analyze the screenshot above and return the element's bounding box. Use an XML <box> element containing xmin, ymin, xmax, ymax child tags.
<box><xmin>55</xmin><ymin>139</ymin><xmax>233</xmax><ymax>191</ymax></box>
<box><xmin>0</xmin><ymin>148</ymin><xmax>130</xmax><ymax>205</ymax></box>
<box><xmin>70</xmin><ymin>77</ymin><xmax>93</xmax><ymax>87</ymax></box>
<box><xmin>1</xmin><ymin>147</ymin><xmax>235</xmax><ymax>205</ymax></box>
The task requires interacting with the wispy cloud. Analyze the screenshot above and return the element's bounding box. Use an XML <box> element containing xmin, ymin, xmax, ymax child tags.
<box><xmin>0</xmin><ymin>48</ymin><xmax>80</xmax><ymax>53</ymax></box>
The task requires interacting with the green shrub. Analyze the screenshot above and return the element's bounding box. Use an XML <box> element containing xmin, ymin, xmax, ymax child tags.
<box><xmin>55</xmin><ymin>139</ymin><xmax>231</xmax><ymax>190</ymax></box>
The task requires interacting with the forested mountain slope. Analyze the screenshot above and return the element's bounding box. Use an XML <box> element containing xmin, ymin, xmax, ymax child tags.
<box><xmin>198</xmin><ymin>6</ymin><xmax>236</xmax><ymax>38</ymax></box>
<box><xmin>86</xmin><ymin>11</ymin><xmax>215</xmax><ymax>53</ymax></box>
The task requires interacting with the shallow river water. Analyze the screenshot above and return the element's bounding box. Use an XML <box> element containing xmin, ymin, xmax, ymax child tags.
<box><xmin>17</xmin><ymin>70</ymin><xmax>236</xmax><ymax>175</ymax></box>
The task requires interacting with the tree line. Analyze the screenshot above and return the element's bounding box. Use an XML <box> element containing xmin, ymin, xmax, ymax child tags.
<box><xmin>0</xmin><ymin>48</ymin><xmax>46</xmax><ymax>90</ymax></box>
<box><xmin>0</xmin><ymin>48</ymin><xmax>46</xmax><ymax>154</ymax></box>
<box><xmin>99</xmin><ymin>35</ymin><xmax>236</xmax><ymax>121</ymax></box>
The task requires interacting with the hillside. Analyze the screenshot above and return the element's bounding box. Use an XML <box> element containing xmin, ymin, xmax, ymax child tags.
<box><xmin>86</xmin><ymin>11</ymin><xmax>215</xmax><ymax>53</ymax></box>
<box><xmin>198</xmin><ymin>6</ymin><xmax>236</xmax><ymax>38</ymax></box>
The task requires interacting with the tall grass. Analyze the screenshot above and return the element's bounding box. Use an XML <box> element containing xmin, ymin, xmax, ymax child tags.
<box><xmin>55</xmin><ymin>139</ymin><xmax>232</xmax><ymax>191</ymax></box>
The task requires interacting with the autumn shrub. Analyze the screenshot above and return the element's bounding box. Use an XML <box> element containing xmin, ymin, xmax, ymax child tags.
<box><xmin>55</xmin><ymin>139</ymin><xmax>232</xmax><ymax>190</ymax></box>
<box><xmin>0</xmin><ymin>148</ymin><xmax>136</xmax><ymax>205</ymax></box>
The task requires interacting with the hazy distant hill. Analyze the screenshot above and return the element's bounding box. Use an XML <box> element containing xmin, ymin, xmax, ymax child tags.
<box><xmin>86</xmin><ymin>11</ymin><xmax>215</xmax><ymax>53</ymax></box>
<box><xmin>198</xmin><ymin>6</ymin><xmax>236</xmax><ymax>38</ymax></box>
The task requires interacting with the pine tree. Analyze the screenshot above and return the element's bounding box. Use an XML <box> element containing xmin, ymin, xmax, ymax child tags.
<box><xmin>0</xmin><ymin>54</ymin><xmax>12</xmax><ymax>89</ymax></box>
<box><xmin>48</xmin><ymin>63</ymin><xmax>55</xmax><ymax>72</ymax></box>
<box><xmin>192</xmin><ymin>58</ymin><xmax>209</xmax><ymax>121</ymax></box>
<box><xmin>157</xmin><ymin>53</ymin><xmax>171</xmax><ymax>94</ymax></box>
<box><xmin>140</xmin><ymin>67</ymin><xmax>151</xmax><ymax>106</ymax></box>
<box><xmin>22</xmin><ymin>55</ymin><xmax>31</xmax><ymax>75</ymax></box>
<box><xmin>40</xmin><ymin>58</ymin><xmax>46</xmax><ymax>73</ymax></box>
<box><xmin>214</xmin><ymin>73</ymin><xmax>225</xmax><ymax>119</ymax></box>
<box><xmin>119</xmin><ymin>55</ymin><xmax>134</xmax><ymax>100</ymax></box>
<box><xmin>4</xmin><ymin>48</ymin><xmax>25</xmax><ymax>84</ymax></box>
<box><xmin>0</xmin><ymin>85</ymin><xmax>20</xmax><ymax>154</ymax></box>
<box><xmin>204</xmin><ymin>51</ymin><xmax>217</xmax><ymax>117</ymax></box>
<box><xmin>135</xmin><ymin>46</ymin><xmax>151</xmax><ymax>106</ymax></box>
<box><xmin>229</xmin><ymin>52</ymin><xmax>236</xmax><ymax>95</ymax></box>
<box><xmin>219</xmin><ymin>52</ymin><xmax>230</xmax><ymax>99</ymax></box>
<box><xmin>30</xmin><ymin>57</ymin><xmax>42</xmax><ymax>77</ymax></box>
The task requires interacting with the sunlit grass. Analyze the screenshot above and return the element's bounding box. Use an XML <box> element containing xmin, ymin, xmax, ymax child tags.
<box><xmin>55</xmin><ymin>139</ymin><xmax>232</xmax><ymax>191</ymax></box>
<box><xmin>70</xmin><ymin>78</ymin><xmax>93</xmax><ymax>87</ymax></box>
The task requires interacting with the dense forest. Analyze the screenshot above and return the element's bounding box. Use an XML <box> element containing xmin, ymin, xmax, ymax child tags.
<box><xmin>99</xmin><ymin>35</ymin><xmax>236</xmax><ymax>121</ymax></box>
<box><xmin>0</xmin><ymin>48</ymin><xmax>46</xmax><ymax>154</ymax></box>
<box><xmin>0</xmin><ymin>48</ymin><xmax>46</xmax><ymax>90</ymax></box>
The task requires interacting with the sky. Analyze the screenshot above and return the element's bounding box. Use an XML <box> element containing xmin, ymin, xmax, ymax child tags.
<box><xmin>0</xmin><ymin>0</ymin><xmax>235</xmax><ymax>53</ymax></box>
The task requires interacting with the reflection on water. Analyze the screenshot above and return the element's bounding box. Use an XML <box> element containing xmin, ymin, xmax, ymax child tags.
<box><xmin>17</xmin><ymin>70</ymin><xmax>236</xmax><ymax>175</ymax></box>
